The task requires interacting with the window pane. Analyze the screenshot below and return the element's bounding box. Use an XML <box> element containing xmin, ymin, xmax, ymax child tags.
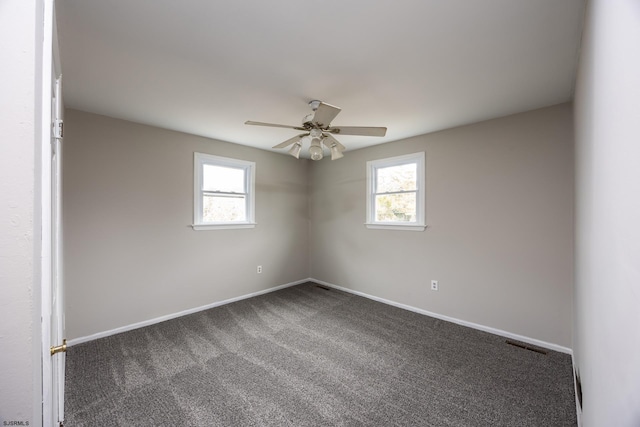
<box><xmin>375</xmin><ymin>192</ymin><xmax>416</xmax><ymax>222</ymax></box>
<box><xmin>203</xmin><ymin>165</ymin><xmax>245</xmax><ymax>193</ymax></box>
<box><xmin>202</xmin><ymin>194</ymin><xmax>246</xmax><ymax>222</ymax></box>
<box><xmin>376</xmin><ymin>163</ymin><xmax>417</xmax><ymax>193</ymax></box>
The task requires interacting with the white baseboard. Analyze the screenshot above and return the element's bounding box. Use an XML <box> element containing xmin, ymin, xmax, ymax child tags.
<box><xmin>309</xmin><ymin>278</ymin><xmax>573</xmax><ymax>355</ymax></box>
<box><xmin>69</xmin><ymin>277</ymin><xmax>573</xmax><ymax>355</ymax></box>
<box><xmin>67</xmin><ymin>279</ymin><xmax>308</xmax><ymax>346</ymax></box>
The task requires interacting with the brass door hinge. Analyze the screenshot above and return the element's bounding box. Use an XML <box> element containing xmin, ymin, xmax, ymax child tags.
<box><xmin>50</xmin><ymin>339</ymin><xmax>67</xmax><ymax>356</ymax></box>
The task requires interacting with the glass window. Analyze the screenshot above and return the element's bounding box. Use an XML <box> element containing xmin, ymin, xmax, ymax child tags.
<box><xmin>366</xmin><ymin>152</ymin><xmax>426</xmax><ymax>231</ymax></box>
<box><xmin>193</xmin><ymin>153</ymin><xmax>255</xmax><ymax>230</ymax></box>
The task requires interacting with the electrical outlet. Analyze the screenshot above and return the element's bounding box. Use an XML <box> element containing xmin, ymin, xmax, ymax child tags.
<box><xmin>431</xmin><ymin>280</ymin><xmax>438</xmax><ymax>291</ymax></box>
<box><xmin>257</xmin><ymin>265</ymin><xmax>262</xmax><ymax>274</ymax></box>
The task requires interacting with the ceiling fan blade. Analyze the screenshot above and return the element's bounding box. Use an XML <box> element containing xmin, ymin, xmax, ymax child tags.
<box><xmin>312</xmin><ymin>102</ymin><xmax>341</xmax><ymax>128</ymax></box>
<box><xmin>327</xmin><ymin>126</ymin><xmax>387</xmax><ymax>137</ymax></box>
<box><xmin>322</xmin><ymin>133</ymin><xmax>346</xmax><ymax>152</ymax></box>
<box><xmin>272</xmin><ymin>133</ymin><xmax>308</xmax><ymax>149</ymax></box>
<box><xmin>245</xmin><ymin>120</ymin><xmax>306</xmax><ymax>131</ymax></box>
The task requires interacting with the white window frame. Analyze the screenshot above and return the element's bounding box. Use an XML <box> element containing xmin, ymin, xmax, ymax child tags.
<box><xmin>193</xmin><ymin>152</ymin><xmax>256</xmax><ymax>230</ymax></box>
<box><xmin>366</xmin><ymin>152</ymin><xmax>426</xmax><ymax>231</ymax></box>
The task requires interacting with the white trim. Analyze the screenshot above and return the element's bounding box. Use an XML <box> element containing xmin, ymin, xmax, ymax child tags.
<box><xmin>40</xmin><ymin>0</ymin><xmax>55</xmax><ymax>424</ymax></box>
<box><xmin>309</xmin><ymin>278</ymin><xmax>573</xmax><ymax>354</ymax></box>
<box><xmin>67</xmin><ymin>279</ymin><xmax>308</xmax><ymax>346</ymax></box>
<box><xmin>192</xmin><ymin>222</ymin><xmax>256</xmax><ymax>231</ymax></box>
<box><xmin>366</xmin><ymin>152</ymin><xmax>426</xmax><ymax>229</ymax></box>
<box><xmin>365</xmin><ymin>223</ymin><xmax>427</xmax><ymax>231</ymax></box>
<box><xmin>68</xmin><ymin>276</ymin><xmax>573</xmax><ymax>355</ymax></box>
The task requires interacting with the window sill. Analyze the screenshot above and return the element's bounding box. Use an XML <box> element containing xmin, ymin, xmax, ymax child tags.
<box><xmin>365</xmin><ymin>223</ymin><xmax>427</xmax><ymax>231</ymax></box>
<box><xmin>192</xmin><ymin>222</ymin><xmax>256</xmax><ymax>231</ymax></box>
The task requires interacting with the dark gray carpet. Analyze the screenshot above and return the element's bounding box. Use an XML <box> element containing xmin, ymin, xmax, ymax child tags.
<box><xmin>65</xmin><ymin>282</ymin><xmax>577</xmax><ymax>426</ymax></box>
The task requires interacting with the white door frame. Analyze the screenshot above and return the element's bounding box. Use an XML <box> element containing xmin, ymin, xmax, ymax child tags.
<box><xmin>51</xmin><ymin>74</ymin><xmax>65</xmax><ymax>425</ymax></box>
<box><xmin>41</xmin><ymin>0</ymin><xmax>64</xmax><ymax>425</ymax></box>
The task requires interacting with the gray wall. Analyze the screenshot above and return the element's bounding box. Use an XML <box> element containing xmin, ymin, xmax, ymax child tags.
<box><xmin>0</xmin><ymin>1</ymin><xmax>43</xmax><ymax>425</ymax></box>
<box><xmin>309</xmin><ymin>103</ymin><xmax>574</xmax><ymax>348</ymax></box>
<box><xmin>63</xmin><ymin>110</ymin><xmax>310</xmax><ymax>339</ymax></box>
<box><xmin>574</xmin><ymin>0</ymin><xmax>640</xmax><ymax>425</ymax></box>
<box><xmin>65</xmin><ymin>104</ymin><xmax>574</xmax><ymax>350</ymax></box>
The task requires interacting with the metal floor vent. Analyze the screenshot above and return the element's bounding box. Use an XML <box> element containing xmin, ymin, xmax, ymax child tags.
<box><xmin>505</xmin><ymin>339</ymin><xmax>548</xmax><ymax>355</ymax></box>
<box><xmin>316</xmin><ymin>285</ymin><xmax>331</xmax><ymax>291</ymax></box>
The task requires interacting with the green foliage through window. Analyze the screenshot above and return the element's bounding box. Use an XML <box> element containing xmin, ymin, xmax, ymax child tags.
<box><xmin>374</xmin><ymin>163</ymin><xmax>418</xmax><ymax>222</ymax></box>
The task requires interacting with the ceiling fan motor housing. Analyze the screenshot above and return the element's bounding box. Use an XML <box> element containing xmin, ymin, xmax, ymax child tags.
<box><xmin>302</xmin><ymin>113</ymin><xmax>315</xmax><ymax>127</ymax></box>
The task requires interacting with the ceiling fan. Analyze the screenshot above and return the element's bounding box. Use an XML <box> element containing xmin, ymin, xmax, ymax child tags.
<box><xmin>245</xmin><ymin>100</ymin><xmax>387</xmax><ymax>161</ymax></box>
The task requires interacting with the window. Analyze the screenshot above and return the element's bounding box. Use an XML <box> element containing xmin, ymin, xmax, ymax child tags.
<box><xmin>193</xmin><ymin>152</ymin><xmax>255</xmax><ymax>230</ymax></box>
<box><xmin>366</xmin><ymin>152</ymin><xmax>426</xmax><ymax>231</ymax></box>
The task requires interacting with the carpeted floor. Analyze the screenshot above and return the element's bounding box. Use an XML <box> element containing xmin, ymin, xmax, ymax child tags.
<box><xmin>65</xmin><ymin>282</ymin><xmax>577</xmax><ymax>426</ymax></box>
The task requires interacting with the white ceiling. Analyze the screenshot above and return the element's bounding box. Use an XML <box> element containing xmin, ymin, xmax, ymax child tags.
<box><xmin>56</xmin><ymin>0</ymin><xmax>585</xmax><ymax>156</ymax></box>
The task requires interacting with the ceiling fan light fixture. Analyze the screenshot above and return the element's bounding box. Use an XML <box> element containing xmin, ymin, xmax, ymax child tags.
<box><xmin>288</xmin><ymin>142</ymin><xmax>302</xmax><ymax>159</ymax></box>
<box><xmin>309</xmin><ymin>138</ymin><xmax>324</xmax><ymax>161</ymax></box>
<box><xmin>330</xmin><ymin>143</ymin><xmax>344</xmax><ymax>160</ymax></box>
